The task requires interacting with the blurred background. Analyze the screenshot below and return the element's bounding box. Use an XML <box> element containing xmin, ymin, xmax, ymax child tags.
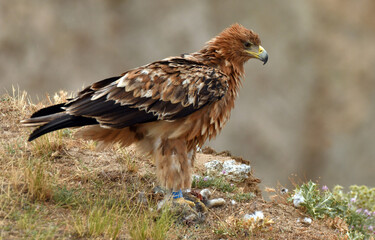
<box><xmin>1</xmin><ymin>0</ymin><xmax>374</xmax><ymax>190</ymax></box>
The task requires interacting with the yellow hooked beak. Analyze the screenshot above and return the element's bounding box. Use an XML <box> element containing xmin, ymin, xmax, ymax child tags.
<box><xmin>246</xmin><ymin>45</ymin><xmax>268</xmax><ymax>65</ymax></box>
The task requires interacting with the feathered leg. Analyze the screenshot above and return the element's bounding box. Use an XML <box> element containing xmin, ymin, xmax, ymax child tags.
<box><xmin>154</xmin><ymin>138</ymin><xmax>192</xmax><ymax>192</ymax></box>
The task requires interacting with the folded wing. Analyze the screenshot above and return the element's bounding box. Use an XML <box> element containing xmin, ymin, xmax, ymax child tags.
<box><xmin>24</xmin><ymin>57</ymin><xmax>228</xmax><ymax>140</ymax></box>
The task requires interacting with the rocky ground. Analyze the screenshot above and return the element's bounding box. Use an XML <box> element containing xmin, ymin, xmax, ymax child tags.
<box><xmin>0</xmin><ymin>91</ymin><xmax>359</xmax><ymax>239</ymax></box>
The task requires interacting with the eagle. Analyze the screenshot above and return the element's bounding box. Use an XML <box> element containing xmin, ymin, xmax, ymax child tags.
<box><xmin>22</xmin><ymin>24</ymin><xmax>268</xmax><ymax>200</ymax></box>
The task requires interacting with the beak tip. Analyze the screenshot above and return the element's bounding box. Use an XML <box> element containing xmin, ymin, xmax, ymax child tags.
<box><xmin>262</xmin><ymin>55</ymin><xmax>268</xmax><ymax>65</ymax></box>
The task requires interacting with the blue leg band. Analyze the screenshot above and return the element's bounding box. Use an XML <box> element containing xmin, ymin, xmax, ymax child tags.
<box><xmin>172</xmin><ymin>190</ymin><xmax>183</xmax><ymax>199</ymax></box>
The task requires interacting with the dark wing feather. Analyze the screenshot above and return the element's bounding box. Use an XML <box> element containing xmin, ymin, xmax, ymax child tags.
<box><xmin>66</xmin><ymin>57</ymin><xmax>229</xmax><ymax>128</ymax></box>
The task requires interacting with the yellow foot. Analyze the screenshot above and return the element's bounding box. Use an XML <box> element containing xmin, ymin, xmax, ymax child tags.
<box><xmin>157</xmin><ymin>190</ymin><xmax>208</xmax><ymax>214</ymax></box>
<box><xmin>157</xmin><ymin>191</ymin><xmax>208</xmax><ymax>224</ymax></box>
<box><xmin>179</xmin><ymin>191</ymin><xmax>208</xmax><ymax>213</ymax></box>
<box><xmin>175</xmin><ymin>197</ymin><xmax>195</xmax><ymax>208</ymax></box>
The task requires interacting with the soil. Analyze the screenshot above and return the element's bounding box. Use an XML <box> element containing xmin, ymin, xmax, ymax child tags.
<box><xmin>0</xmin><ymin>93</ymin><xmax>348</xmax><ymax>239</ymax></box>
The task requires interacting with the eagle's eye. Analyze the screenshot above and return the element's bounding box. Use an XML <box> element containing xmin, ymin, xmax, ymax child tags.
<box><xmin>244</xmin><ymin>42</ymin><xmax>252</xmax><ymax>48</ymax></box>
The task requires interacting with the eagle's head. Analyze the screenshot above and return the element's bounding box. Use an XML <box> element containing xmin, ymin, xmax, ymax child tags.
<box><xmin>206</xmin><ymin>23</ymin><xmax>268</xmax><ymax>66</ymax></box>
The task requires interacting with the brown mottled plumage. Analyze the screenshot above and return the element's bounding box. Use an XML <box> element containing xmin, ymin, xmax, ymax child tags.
<box><xmin>22</xmin><ymin>24</ymin><xmax>268</xmax><ymax>191</ymax></box>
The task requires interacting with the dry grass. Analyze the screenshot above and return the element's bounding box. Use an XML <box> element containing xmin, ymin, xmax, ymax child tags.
<box><xmin>0</xmin><ymin>89</ymin><xmax>178</xmax><ymax>239</ymax></box>
<box><xmin>72</xmin><ymin>199</ymin><xmax>126</xmax><ymax>239</ymax></box>
<box><xmin>24</xmin><ymin>156</ymin><xmax>53</xmax><ymax>202</ymax></box>
<box><xmin>128</xmin><ymin>203</ymin><xmax>176</xmax><ymax>240</ymax></box>
<box><xmin>0</xmin><ymin>89</ymin><xmax>352</xmax><ymax>239</ymax></box>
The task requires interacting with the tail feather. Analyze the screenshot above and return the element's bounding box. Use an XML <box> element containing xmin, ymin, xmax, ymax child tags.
<box><xmin>22</xmin><ymin>102</ymin><xmax>98</xmax><ymax>141</ymax></box>
<box><xmin>30</xmin><ymin>102</ymin><xmax>67</xmax><ymax>118</ymax></box>
<box><xmin>22</xmin><ymin>77</ymin><xmax>122</xmax><ymax>141</ymax></box>
<box><xmin>21</xmin><ymin>112</ymin><xmax>66</xmax><ymax>127</ymax></box>
<box><xmin>27</xmin><ymin>114</ymin><xmax>97</xmax><ymax>141</ymax></box>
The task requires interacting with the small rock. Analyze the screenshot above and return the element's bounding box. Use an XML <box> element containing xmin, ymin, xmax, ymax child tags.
<box><xmin>297</xmin><ymin>217</ymin><xmax>312</xmax><ymax>225</ymax></box>
<box><xmin>200</xmin><ymin>189</ymin><xmax>211</xmax><ymax>199</ymax></box>
<box><xmin>280</xmin><ymin>188</ymin><xmax>288</xmax><ymax>194</ymax></box>
<box><xmin>230</xmin><ymin>200</ymin><xmax>237</xmax><ymax>205</ymax></box>
<box><xmin>302</xmin><ymin>217</ymin><xmax>312</xmax><ymax>224</ymax></box>
<box><xmin>205</xmin><ymin>198</ymin><xmax>226</xmax><ymax>208</ymax></box>
<box><xmin>243</xmin><ymin>211</ymin><xmax>264</xmax><ymax>221</ymax></box>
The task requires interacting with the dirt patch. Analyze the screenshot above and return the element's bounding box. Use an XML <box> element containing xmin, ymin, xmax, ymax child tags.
<box><xmin>0</xmin><ymin>92</ymin><xmax>348</xmax><ymax>239</ymax></box>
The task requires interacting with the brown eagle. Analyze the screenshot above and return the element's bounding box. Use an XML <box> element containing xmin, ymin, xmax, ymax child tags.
<box><xmin>22</xmin><ymin>24</ymin><xmax>268</xmax><ymax>199</ymax></box>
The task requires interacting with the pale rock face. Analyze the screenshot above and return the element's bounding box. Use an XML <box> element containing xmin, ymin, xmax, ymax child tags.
<box><xmin>204</xmin><ymin>160</ymin><xmax>223</xmax><ymax>175</ymax></box>
<box><xmin>204</xmin><ymin>159</ymin><xmax>251</xmax><ymax>182</ymax></box>
<box><xmin>222</xmin><ymin>160</ymin><xmax>251</xmax><ymax>182</ymax></box>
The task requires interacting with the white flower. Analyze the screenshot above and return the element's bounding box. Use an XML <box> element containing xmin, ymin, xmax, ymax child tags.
<box><xmin>243</xmin><ymin>211</ymin><xmax>264</xmax><ymax>221</ymax></box>
<box><xmin>292</xmin><ymin>190</ymin><xmax>305</xmax><ymax>207</ymax></box>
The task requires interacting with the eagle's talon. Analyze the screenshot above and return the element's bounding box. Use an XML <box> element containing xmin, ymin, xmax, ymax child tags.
<box><xmin>174</xmin><ymin>197</ymin><xmax>196</xmax><ymax>208</ymax></box>
<box><xmin>182</xmin><ymin>191</ymin><xmax>208</xmax><ymax>212</ymax></box>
